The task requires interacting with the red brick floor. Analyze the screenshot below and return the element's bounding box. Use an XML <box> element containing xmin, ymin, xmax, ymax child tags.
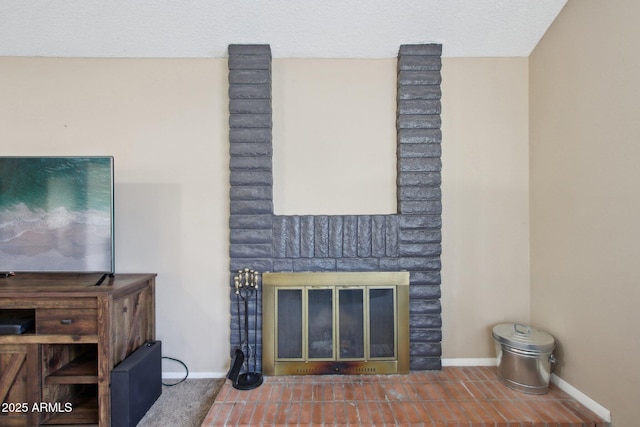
<box><xmin>201</xmin><ymin>366</ymin><xmax>609</xmax><ymax>427</ymax></box>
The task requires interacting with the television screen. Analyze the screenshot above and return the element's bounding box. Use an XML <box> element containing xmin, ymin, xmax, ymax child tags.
<box><xmin>0</xmin><ymin>156</ymin><xmax>114</xmax><ymax>273</ymax></box>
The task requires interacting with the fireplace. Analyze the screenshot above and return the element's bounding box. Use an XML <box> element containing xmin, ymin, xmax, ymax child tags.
<box><xmin>228</xmin><ymin>43</ymin><xmax>443</xmax><ymax>372</ymax></box>
<box><xmin>262</xmin><ymin>272</ymin><xmax>409</xmax><ymax>375</ymax></box>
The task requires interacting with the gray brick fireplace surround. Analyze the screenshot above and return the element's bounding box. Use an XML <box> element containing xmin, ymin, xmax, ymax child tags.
<box><xmin>228</xmin><ymin>44</ymin><xmax>442</xmax><ymax>371</ymax></box>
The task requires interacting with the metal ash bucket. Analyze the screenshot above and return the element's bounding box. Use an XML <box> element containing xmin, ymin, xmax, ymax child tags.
<box><xmin>492</xmin><ymin>323</ymin><xmax>556</xmax><ymax>394</ymax></box>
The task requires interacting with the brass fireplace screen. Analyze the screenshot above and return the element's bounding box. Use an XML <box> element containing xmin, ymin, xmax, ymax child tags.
<box><xmin>262</xmin><ymin>272</ymin><xmax>410</xmax><ymax>375</ymax></box>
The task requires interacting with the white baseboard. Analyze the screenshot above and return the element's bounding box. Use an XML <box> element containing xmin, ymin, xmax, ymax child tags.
<box><xmin>162</xmin><ymin>371</ymin><xmax>226</xmax><ymax>380</ymax></box>
<box><xmin>550</xmin><ymin>374</ymin><xmax>611</xmax><ymax>423</ymax></box>
<box><xmin>441</xmin><ymin>357</ymin><xmax>497</xmax><ymax>367</ymax></box>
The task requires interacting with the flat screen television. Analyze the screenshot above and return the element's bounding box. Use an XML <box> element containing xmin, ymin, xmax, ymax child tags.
<box><xmin>0</xmin><ymin>156</ymin><xmax>114</xmax><ymax>274</ymax></box>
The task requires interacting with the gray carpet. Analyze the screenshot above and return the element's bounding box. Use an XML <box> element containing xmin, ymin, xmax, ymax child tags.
<box><xmin>136</xmin><ymin>378</ymin><xmax>224</xmax><ymax>427</ymax></box>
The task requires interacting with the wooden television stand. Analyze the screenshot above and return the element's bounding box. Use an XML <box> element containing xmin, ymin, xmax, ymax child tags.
<box><xmin>0</xmin><ymin>273</ymin><xmax>156</xmax><ymax>427</ymax></box>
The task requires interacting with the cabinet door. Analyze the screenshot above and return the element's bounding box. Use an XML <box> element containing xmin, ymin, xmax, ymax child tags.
<box><xmin>0</xmin><ymin>344</ymin><xmax>40</xmax><ymax>427</ymax></box>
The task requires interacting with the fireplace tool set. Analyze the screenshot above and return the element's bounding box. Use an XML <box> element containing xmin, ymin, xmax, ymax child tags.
<box><xmin>227</xmin><ymin>267</ymin><xmax>263</xmax><ymax>390</ymax></box>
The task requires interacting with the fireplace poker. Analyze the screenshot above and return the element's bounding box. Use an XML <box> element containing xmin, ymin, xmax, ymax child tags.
<box><xmin>232</xmin><ymin>268</ymin><xmax>263</xmax><ymax>390</ymax></box>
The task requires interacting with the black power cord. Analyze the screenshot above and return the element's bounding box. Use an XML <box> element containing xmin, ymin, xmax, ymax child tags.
<box><xmin>161</xmin><ymin>356</ymin><xmax>189</xmax><ymax>386</ymax></box>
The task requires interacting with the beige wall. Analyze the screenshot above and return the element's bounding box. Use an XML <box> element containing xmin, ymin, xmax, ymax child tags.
<box><xmin>0</xmin><ymin>55</ymin><xmax>530</xmax><ymax>375</ymax></box>
<box><xmin>440</xmin><ymin>58</ymin><xmax>530</xmax><ymax>358</ymax></box>
<box><xmin>0</xmin><ymin>57</ymin><xmax>232</xmax><ymax>375</ymax></box>
<box><xmin>530</xmin><ymin>1</ymin><xmax>640</xmax><ymax>425</ymax></box>
<box><xmin>272</xmin><ymin>59</ymin><xmax>397</xmax><ymax>215</ymax></box>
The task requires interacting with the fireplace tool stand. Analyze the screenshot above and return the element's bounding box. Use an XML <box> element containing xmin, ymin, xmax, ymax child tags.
<box><xmin>230</xmin><ymin>268</ymin><xmax>263</xmax><ymax>390</ymax></box>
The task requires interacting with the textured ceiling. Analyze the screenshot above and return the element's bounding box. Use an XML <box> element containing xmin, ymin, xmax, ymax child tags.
<box><xmin>0</xmin><ymin>0</ymin><xmax>567</xmax><ymax>58</ymax></box>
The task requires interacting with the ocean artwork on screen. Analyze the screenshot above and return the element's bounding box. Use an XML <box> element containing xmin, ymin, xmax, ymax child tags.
<box><xmin>0</xmin><ymin>157</ymin><xmax>114</xmax><ymax>273</ymax></box>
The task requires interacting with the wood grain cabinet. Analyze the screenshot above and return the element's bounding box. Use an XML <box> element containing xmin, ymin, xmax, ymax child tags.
<box><xmin>0</xmin><ymin>274</ymin><xmax>156</xmax><ymax>427</ymax></box>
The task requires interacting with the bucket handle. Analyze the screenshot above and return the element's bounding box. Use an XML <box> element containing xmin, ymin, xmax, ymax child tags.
<box><xmin>514</xmin><ymin>323</ymin><xmax>531</xmax><ymax>335</ymax></box>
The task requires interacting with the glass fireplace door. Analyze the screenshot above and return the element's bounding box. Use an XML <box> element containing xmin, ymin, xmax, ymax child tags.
<box><xmin>369</xmin><ymin>288</ymin><xmax>396</xmax><ymax>358</ymax></box>
<box><xmin>276</xmin><ymin>288</ymin><xmax>303</xmax><ymax>360</ymax></box>
<box><xmin>275</xmin><ymin>286</ymin><xmax>397</xmax><ymax>361</ymax></box>
<box><xmin>337</xmin><ymin>288</ymin><xmax>365</xmax><ymax>359</ymax></box>
<box><xmin>263</xmin><ymin>272</ymin><xmax>410</xmax><ymax>375</ymax></box>
<box><xmin>307</xmin><ymin>288</ymin><xmax>334</xmax><ymax>359</ymax></box>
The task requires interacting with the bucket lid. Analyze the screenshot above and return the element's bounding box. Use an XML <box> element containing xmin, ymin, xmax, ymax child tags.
<box><xmin>492</xmin><ymin>323</ymin><xmax>555</xmax><ymax>352</ymax></box>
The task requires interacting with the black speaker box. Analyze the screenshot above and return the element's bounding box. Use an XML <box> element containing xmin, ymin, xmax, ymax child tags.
<box><xmin>111</xmin><ymin>341</ymin><xmax>162</xmax><ymax>427</ymax></box>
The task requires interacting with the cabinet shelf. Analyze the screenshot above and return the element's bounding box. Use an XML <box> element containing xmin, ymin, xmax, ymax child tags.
<box><xmin>46</xmin><ymin>350</ymin><xmax>99</xmax><ymax>385</ymax></box>
<box><xmin>0</xmin><ymin>333</ymin><xmax>98</xmax><ymax>345</ymax></box>
<box><xmin>41</xmin><ymin>391</ymin><xmax>99</xmax><ymax>426</ymax></box>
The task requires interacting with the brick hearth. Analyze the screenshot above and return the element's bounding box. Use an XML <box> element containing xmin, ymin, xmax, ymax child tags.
<box><xmin>202</xmin><ymin>367</ymin><xmax>609</xmax><ymax>426</ymax></box>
